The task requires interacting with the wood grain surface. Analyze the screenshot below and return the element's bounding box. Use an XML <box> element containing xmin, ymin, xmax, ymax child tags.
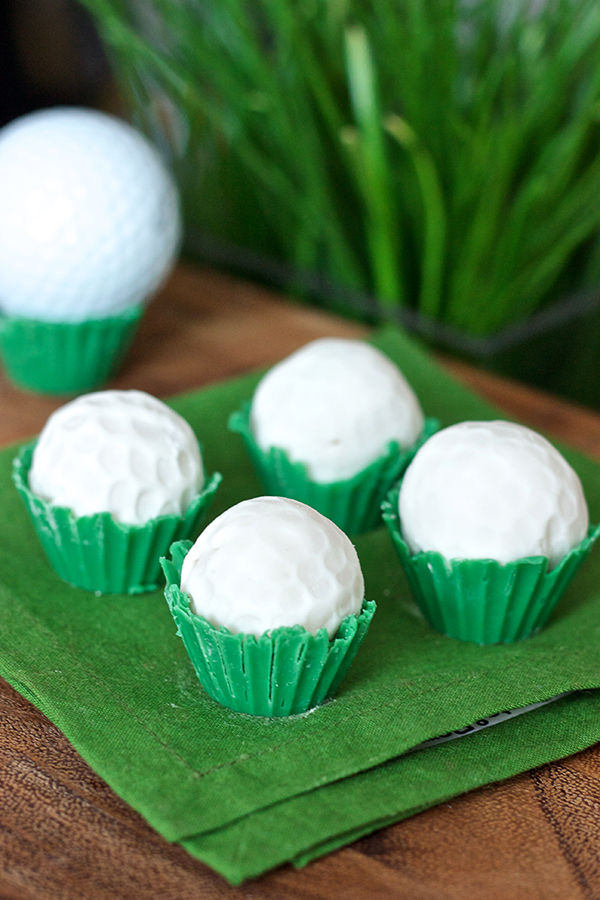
<box><xmin>2</xmin><ymin>262</ymin><xmax>600</xmax><ymax>900</ymax></box>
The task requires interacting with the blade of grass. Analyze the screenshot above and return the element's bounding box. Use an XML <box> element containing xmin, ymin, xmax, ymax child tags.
<box><xmin>385</xmin><ymin>114</ymin><xmax>446</xmax><ymax>321</ymax></box>
<box><xmin>344</xmin><ymin>24</ymin><xmax>403</xmax><ymax>307</ymax></box>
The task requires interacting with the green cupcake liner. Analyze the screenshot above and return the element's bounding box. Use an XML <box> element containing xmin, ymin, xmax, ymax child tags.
<box><xmin>0</xmin><ymin>305</ymin><xmax>142</xmax><ymax>395</ymax></box>
<box><xmin>161</xmin><ymin>540</ymin><xmax>377</xmax><ymax>716</ymax></box>
<box><xmin>229</xmin><ymin>402</ymin><xmax>439</xmax><ymax>534</ymax></box>
<box><xmin>12</xmin><ymin>441</ymin><xmax>222</xmax><ymax>595</ymax></box>
<box><xmin>382</xmin><ymin>482</ymin><xmax>600</xmax><ymax>644</ymax></box>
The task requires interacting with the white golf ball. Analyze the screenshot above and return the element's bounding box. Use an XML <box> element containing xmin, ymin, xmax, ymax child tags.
<box><xmin>398</xmin><ymin>420</ymin><xmax>588</xmax><ymax>568</ymax></box>
<box><xmin>29</xmin><ymin>390</ymin><xmax>203</xmax><ymax>524</ymax></box>
<box><xmin>250</xmin><ymin>338</ymin><xmax>425</xmax><ymax>483</ymax></box>
<box><xmin>180</xmin><ymin>496</ymin><xmax>365</xmax><ymax>637</ymax></box>
<box><xmin>0</xmin><ymin>107</ymin><xmax>181</xmax><ymax>322</ymax></box>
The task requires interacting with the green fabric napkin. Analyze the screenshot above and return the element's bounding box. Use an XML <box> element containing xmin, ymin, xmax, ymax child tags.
<box><xmin>2</xmin><ymin>324</ymin><xmax>600</xmax><ymax>884</ymax></box>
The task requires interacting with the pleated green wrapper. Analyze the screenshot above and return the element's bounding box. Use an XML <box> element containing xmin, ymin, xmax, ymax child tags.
<box><xmin>229</xmin><ymin>401</ymin><xmax>439</xmax><ymax>533</ymax></box>
<box><xmin>13</xmin><ymin>442</ymin><xmax>222</xmax><ymax>594</ymax></box>
<box><xmin>2</xmin><ymin>325</ymin><xmax>600</xmax><ymax>884</ymax></box>
<box><xmin>0</xmin><ymin>306</ymin><xmax>142</xmax><ymax>394</ymax></box>
<box><xmin>382</xmin><ymin>483</ymin><xmax>600</xmax><ymax>643</ymax></box>
<box><xmin>162</xmin><ymin>540</ymin><xmax>376</xmax><ymax>716</ymax></box>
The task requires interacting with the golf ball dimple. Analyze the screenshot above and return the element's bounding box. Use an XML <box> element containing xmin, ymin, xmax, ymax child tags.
<box><xmin>29</xmin><ymin>390</ymin><xmax>203</xmax><ymax>524</ymax></box>
<box><xmin>250</xmin><ymin>338</ymin><xmax>425</xmax><ymax>483</ymax></box>
<box><xmin>180</xmin><ymin>496</ymin><xmax>365</xmax><ymax>637</ymax></box>
<box><xmin>0</xmin><ymin>107</ymin><xmax>181</xmax><ymax>322</ymax></box>
<box><xmin>398</xmin><ymin>420</ymin><xmax>588</xmax><ymax>568</ymax></box>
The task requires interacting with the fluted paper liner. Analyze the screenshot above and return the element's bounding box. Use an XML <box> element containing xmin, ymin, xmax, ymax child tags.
<box><xmin>0</xmin><ymin>305</ymin><xmax>142</xmax><ymax>395</ymax></box>
<box><xmin>382</xmin><ymin>482</ymin><xmax>600</xmax><ymax>644</ymax></box>
<box><xmin>161</xmin><ymin>540</ymin><xmax>376</xmax><ymax>716</ymax></box>
<box><xmin>13</xmin><ymin>442</ymin><xmax>222</xmax><ymax>595</ymax></box>
<box><xmin>229</xmin><ymin>402</ymin><xmax>438</xmax><ymax>534</ymax></box>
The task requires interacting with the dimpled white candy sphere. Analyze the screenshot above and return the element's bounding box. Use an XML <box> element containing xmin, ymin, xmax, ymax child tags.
<box><xmin>250</xmin><ymin>338</ymin><xmax>425</xmax><ymax>483</ymax></box>
<box><xmin>180</xmin><ymin>496</ymin><xmax>365</xmax><ymax>637</ymax></box>
<box><xmin>399</xmin><ymin>421</ymin><xmax>588</xmax><ymax>568</ymax></box>
<box><xmin>0</xmin><ymin>107</ymin><xmax>181</xmax><ymax>322</ymax></box>
<box><xmin>29</xmin><ymin>390</ymin><xmax>203</xmax><ymax>524</ymax></box>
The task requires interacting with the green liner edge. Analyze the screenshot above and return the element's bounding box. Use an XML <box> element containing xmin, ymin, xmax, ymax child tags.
<box><xmin>0</xmin><ymin>305</ymin><xmax>142</xmax><ymax>395</ymax></box>
<box><xmin>12</xmin><ymin>441</ymin><xmax>222</xmax><ymax>595</ymax></box>
<box><xmin>229</xmin><ymin>402</ymin><xmax>439</xmax><ymax>534</ymax></box>
<box><xmin>382</xmin><ymin>482</ymin><xmax>600</xmax><ymax>644</ymax></box>
<box><xmin>161</xmin><ymin>539</ymin><xmax>377</xmax><ymax>716</ymax></box>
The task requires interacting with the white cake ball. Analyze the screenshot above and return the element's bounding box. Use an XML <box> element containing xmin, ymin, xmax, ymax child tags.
<box><xmin>0</xmin><ymin>107</ymin><xmax>181</xmax><ymax>322</ymax></box>
<box><xmin>29</xmin><ymin>390</ymin><xmax>203</xmax><ymax>524</ymax></box>
<box><xmin>180</xmin><ymin>496</ymin><xmax>365</xmax><ymax>637</ymax></box>
<box><xmin>250</xmin><ymin>338</ymin><xmax>425</xmax><ymax>483</ymax></box>
<box><xmin>398</xmin><ymin>420</ymin><xmax>588</xmax><ymax>568</ymax></box>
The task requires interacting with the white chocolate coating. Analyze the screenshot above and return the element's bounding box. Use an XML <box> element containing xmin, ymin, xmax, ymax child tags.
<box><xmin>0</xmin><ymin>107</ymin><xmax>181</xmax><ymax>322</ymax></box>
<box><xmin>398</xmin><ymin>420</ymin><xmax>588</xmax><ymax>568</ymax></box>
<box><xmin>29</xmin><ymin>390</ymin><xmax>203</xmax><ymax>524</ymax></box>
<box><xmin>180</xmin><ymin>496</ymin><xmax>365</xmax><ymax>637</ymax></box>
<box><xmin>250</xmin><ymin>338</ymin><xmax>425</xmax><ymax>483</ymax></box>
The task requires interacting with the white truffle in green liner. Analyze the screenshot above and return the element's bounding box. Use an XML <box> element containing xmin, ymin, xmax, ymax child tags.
<box><xmin>180</xmin><ymin>496</ymin><xmax>365</xmax><ymax>637</ymax></box>
<box><xmin>399</xmin><ymin>421</ymin><xmax>589</xmax><ymax>568</ymax></box>
<box><xmin>29</xmin><ymin>389</ymin><xmax>203</xmax><ymax>524</ymax></box>
<box><xmin>250</xmin><ymin>338</ymin><xmax>425</xmax><ymax>483</ymax></box>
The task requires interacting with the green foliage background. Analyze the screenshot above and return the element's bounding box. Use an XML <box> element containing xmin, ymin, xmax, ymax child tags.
<box><xmin>81</xmin><ymin>0</ymin><xmax>600</xmax><ymax>336</ymax></box>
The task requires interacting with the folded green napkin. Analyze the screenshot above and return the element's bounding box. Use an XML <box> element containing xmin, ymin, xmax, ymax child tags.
<box><xmin>2</xmin><ymin>324</ymin><xmax>600</xmax><ymax>884</ymax></box>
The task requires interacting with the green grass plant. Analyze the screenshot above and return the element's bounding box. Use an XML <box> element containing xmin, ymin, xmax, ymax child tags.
<box><xmin>80</xmin><ymin>0</ymin><xmax>600</xmax><ymax>336</ymax></box>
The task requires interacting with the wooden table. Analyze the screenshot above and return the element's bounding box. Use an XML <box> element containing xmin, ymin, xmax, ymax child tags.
<box><xmin>2</xmin><ymin>263</ymin><xmax>600</xmax><ymax>900</ymax></box>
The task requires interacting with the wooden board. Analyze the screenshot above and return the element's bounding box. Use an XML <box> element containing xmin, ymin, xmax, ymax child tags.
<box><xmin>2</xmin><ymin>263</ymin><xmax>600</xmax><ymax>899</ymax></box>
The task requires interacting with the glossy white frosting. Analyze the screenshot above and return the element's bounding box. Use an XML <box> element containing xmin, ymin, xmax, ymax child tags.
<box><xmin>30</xmin><ymin>390</ymin><xmax>203</xmax><ymax>524</ymax></box>
<box><xmin>181</xmin><ymin>496</ymin><xmax>364</xmax><ymax>637</ymax></box>
<box><xmin>251</xmin><ymin>338</ymin><xmax>424</xmax><ymax>483</ymax></box>
<box><xmin>399</xmin><ymin>420</ymin><xmax>588</xmax><ymax>568</ymax></box>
